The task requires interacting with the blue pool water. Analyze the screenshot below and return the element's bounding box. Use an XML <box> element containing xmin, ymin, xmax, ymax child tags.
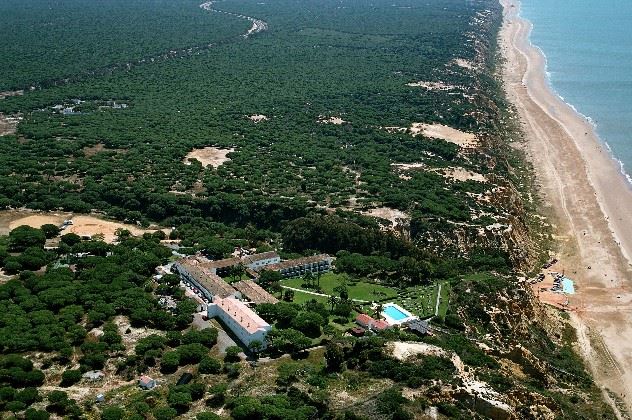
<box><xmin>383</xmin><ymin>305</ymin><xmax>408</xmax><ymax>321</ymax></box>
<box><xmin>562</xmin><ymin>278</ymin><xmax>575</xmax><ymax>294</ymax></box>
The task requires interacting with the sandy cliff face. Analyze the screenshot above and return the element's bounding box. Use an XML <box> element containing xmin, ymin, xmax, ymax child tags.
<box><xmin>412</xmin><ymin>177</ymin><xmax>537</xmax><ymax>271</ymax></box>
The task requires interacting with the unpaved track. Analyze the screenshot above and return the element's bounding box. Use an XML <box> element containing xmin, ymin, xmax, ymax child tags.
<box><xmin>500</xmin><ymin>0</ymin><xmax>632</xmax><ymax>415</ymax></box>
<box><xmin>199</xmin><ymin>1</ymin><xmax>268</xmax><ymax>38</ymax></box>
<box><xmin>7</xmin><ymin>3</ymin><xmax>267</xmax><ymax>92</ymax></box>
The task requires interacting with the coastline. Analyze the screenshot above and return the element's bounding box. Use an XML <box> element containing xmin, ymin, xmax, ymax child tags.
<box><xmin>499</xmin><ymin>0</ymin><xmax>632</xmax><ymax>414</ymax></box>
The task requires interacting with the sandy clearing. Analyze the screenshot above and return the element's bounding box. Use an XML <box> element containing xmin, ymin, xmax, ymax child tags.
<box><xmin>1</xmin><ymin>210</ymin><xmax>164</xmax><ymax>243</ymax></box>
<box><xmin>388</xmin><ymin>341</ymin><xmax>512</xmax><ymax>413</ymax></box>
<box><xmin>411</xmin><ymin>123</ymin><xmax>479</xmax><ymax>148</ymax></box>
<box><xmin>406</xmin><ymin>81</ymin><xmax>457</xmax><ymax>91</ymax></box>
<box><xmin>0</xmin><ymin>113</ymin><xmax>21</xmax><ymax>136</ymax></box>
<box><xmin>362</xmin><ymin>207</ymin><xmax>409</xmax><ymax>229</ymax></box>
<box><xmin>391</xmin><ymin>163</ymin><xmax>486</xmax><ymax>183</ymax></box>
<box><xmin>64</xmin><ymin>215</ymin><xmax>163</xmax><ymax>243</ymax></box>
<box><xmin>248</xmin><ymin>114</ymin><xmax>268</xmax><ymax>123</ymax></box>
<box><xmin>388</xmin><ymin>341</ymin><xmax>448</xmax><ymax>361</ymax></box>
<box><xmin>184</xmin><ymin>147</ymin><xmax>234</xmax><ymax>168</ymax></box>
<box><xmin>501</xmin><ymin>0</ymin><xmax>632</xmax><ymax>413</ymax></box>
<box><xmin>114</xmin><ymin>315</ymin><xmax>165</xmax><ymax>355</ymax></box>
<box><xmin>6</xmin><ymin>213</ymin><xmax>70</xmax><ymax>234</ymax></box>
<box><xmin>453</xmin><ymin>58</ymin><xmax>476</xmax><ymax>70</ymax></box>
<box><xmin>318</xmin><ymin>115</ymin><xmax>346</xmax><ymax>125</ymax></box>
<box><xmin>0</xmin><ymin>90</ymin><xmax>23</xmax><ymax>100</ymax></box>
<box><xmin>442</xmin><ymin>167</ymin><xmax>486</xmax><ymax>183</ymax></box>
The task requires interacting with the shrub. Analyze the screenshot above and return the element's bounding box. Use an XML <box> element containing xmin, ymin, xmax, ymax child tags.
<box><xmin>60</xmin><ymin>369</ymin><xmax>82</xmax><ymax>387</ymax></box>
<box><xmin>224</xmin><ymin>346</ymin><xmax>241</xmax><ymax>362</ymax></box>
<box><xmin>198</xmin><ymin>357</ymin><xmax>222</xmax><ymax>374</ymax></box>
<box><xmin>160</xmin><ymin>351</ymin><xmax>180</xmax><ymax>374</ymax></box>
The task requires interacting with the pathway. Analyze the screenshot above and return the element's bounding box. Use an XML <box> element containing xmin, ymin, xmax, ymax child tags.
<box><xmin>200</xmin><ymin>1</ymin><xmax>268</xmax><ymax>38</ymax></box>
<box><xmin>434</xmin><ymin>283</ymin><xmax>442</xmax><ymax>316</ymax></box>
<box><xmin>280</xmin><ymin>285</ymin><xmax>370</xmax><ymax>303</ymax></box>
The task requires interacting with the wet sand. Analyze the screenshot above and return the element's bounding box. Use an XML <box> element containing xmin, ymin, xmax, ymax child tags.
<box><xmin>500</xmin><ymin>0</ymin><xmax>632</xmax><ymax>414</ymax></box>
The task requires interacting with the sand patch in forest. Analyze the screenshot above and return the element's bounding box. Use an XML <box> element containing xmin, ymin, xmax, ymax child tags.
<box><xmin>406</xmin><ymin>81</ymin><xmax>457</xmax><ymax>91</ymax></box>
<box><xmin>410</xmin><ymin>123</ymin><xmax>479</xmax><ymax>148</ymax></box>
<box><xmin>248</xmin><ymin>114</ymin><xmax>268</xmax><ymax>123</ymax></box>
<box><xmin>318</xmin><ymin>115</ymin><xmax>346</xmax><ymax>125</ymax></box>
<box><xmin>64</xmin><ymin>215</ymin><xmax>163</xmax><ymax>243</ymax></box>
<box><xmin>1</xmin><ymin>210</ymin><xmax>164</xmax><ymax>243</ymax></box>
<box><xmin>392</xmin><ymin>163</ymin><xmax>486</xmax><ymax>183</ymax></box>
<box><xmin>7</xmin><ymin>213</ymin><xmax>69</xmax><ymax>233</ymax></box>
<box><xmin>0</xmin><ymin>113</ymin><xmax>21</xmax><ymax>136</ymax></box>
<box><xmin>184</xmin><ymin>147</ymin><xmax>234</xmax><ymax>168</ymax></box>
<box><xmin>453</xmin><ymin>58</ymin><xmax>476</xmax><ymax>70</ymax></box>
<box><xmin>0</xmin><ymin>90</ymin><xmax>23</xmax><ymax>100</ymax></box>
<box><xmin>362</xmin><ymin>207</ymin><xmax>409</xmax><ymax>229</ymax></box>
<box><xmin>440</xmin><ymin>167</ymin><xmax>486</xmax><ymax>182</ymax></box>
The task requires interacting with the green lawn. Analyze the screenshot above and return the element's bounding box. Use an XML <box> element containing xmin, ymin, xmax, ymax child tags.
<box><xmin>284</xmin><ymin>289</ymin><xmax>329</xmax><ymax>305</ymax></box>
<box><xmin>280</xmin><ymin>272</ymin><xmax>398</xmax><ymax>302</ymax></box>
<box><xmin>395</xmin><ymin>282</ymin><xmax>450</xmax><ymax>318</ymax></box>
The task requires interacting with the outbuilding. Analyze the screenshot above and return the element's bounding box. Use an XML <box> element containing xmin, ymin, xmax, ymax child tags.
<box><xmin>138</xmin><ymin>375</ymin><xmax>156</xmax><ymax>390</ymax></box>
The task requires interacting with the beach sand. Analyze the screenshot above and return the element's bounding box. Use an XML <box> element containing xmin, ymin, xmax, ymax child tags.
<box><xmin>500</xmin><ymin>0</ymin><xmax>632</xmax><ymax>413</ymax></box>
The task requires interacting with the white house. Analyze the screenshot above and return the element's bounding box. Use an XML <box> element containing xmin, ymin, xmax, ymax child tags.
<box><xmin>207</xmin><ymin>296</ymin><xmax>271</xmax><ymax>349</ymax></box>
<box><xmin>138</xmin><ymin>375</ymin><xmax>156</xmax><ymax>390</ymax></box>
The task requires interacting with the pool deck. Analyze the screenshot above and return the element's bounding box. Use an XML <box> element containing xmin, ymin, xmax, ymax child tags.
<box><xmin>381</xmin><ymin>302</ymin><xmax>418</xmax><ymax>326</ymax></box>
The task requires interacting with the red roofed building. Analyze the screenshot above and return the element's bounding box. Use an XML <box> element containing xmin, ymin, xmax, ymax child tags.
<box><xmin>355</xmin><ymin>313</ymin><xmax>391</xmax><ymax>331</ymax></box>
<box><xmin>356</xmin><ymin>313</ymin><xmax>374</xmax><ymax>328</ymax></box>
<box><xmin>372</xmin><ymin>320</ymin><xmax>390</xmax><ymax>331</ymax></box>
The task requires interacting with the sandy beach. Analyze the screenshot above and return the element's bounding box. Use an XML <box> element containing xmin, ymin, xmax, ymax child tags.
<box><xmin>500</xmin><ymin>0</ymin><xmax>632</xmax><ymax>414</ymax></box>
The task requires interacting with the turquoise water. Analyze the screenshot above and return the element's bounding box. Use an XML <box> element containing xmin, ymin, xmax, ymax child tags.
<box><xmin>562</xmin><ymin>277</ymin><xmax>575</xmax><ymax>294</ymax></box>
<box><xmin>521</xmin><ymin>0</ymin><xmax>632</xmax><ymax>183</ymax></box>
<box><xmin>383</xmin><ymin>305</ymin><xmax>408</xmax><ymax>321</ymax></box>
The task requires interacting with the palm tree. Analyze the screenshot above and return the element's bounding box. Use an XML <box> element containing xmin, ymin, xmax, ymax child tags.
<box><xmin>328</xmin><ymin>295</ymin><xmax>338</xmax><ymax>311</ymax></box>
<box><xmin>374</xmin><ymin>303</ymin><xmax>384</xmax><ymax>319</ymax></box>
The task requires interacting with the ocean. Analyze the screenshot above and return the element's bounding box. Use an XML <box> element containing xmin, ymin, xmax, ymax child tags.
<box><xmin>520</xmin><ymin>0</ymin><xmax>632</xmax><ymax>183</ymax></box>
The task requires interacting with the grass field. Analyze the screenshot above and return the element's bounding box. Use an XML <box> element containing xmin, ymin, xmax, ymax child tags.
<box><xmin>395</xmin><ymin>282</ymin><xmax>450</xmax><ymax>318</ymax></box>
<box><xmin>280</xmin><ymin>272</ymin><xmax>398</xmax><ymax>302</ymax></box>
<box><xmin>284</xmin><ymin>289</ymin><xmax>329</xmax><ymax>305</ymax></box>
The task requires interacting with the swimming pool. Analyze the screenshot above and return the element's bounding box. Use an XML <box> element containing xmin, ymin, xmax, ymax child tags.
<box><xmin>562</xmin><ymin>277</ymin><xmax>575</xmax><ymax>294</ymax></box>
<box><xmin>383</xmin><ymin>305</ymin><xmax>409</xmax><ymax>321</ymax></box>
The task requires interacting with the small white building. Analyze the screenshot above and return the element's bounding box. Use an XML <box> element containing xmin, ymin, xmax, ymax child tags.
<box><xmin>207</xmin><ymin>296</ymin><xmax>271</xmax><ymax>349</ymax></box>
<box><xmin>82</xmin><ymin>370</ymin><xmax>104</xmax><ymax>381</ymax></box>
<box><xmin>138</xmin><ymin>375</ymin><xmax>156</xmax><ymax>390</ymax></box>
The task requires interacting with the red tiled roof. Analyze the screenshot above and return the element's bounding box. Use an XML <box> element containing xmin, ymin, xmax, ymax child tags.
<box><xmin>356</xmin><ymin>313</ymin><xmax>373</xmax><ymax>326</ymax></box>
<box><xmin>214</xmin><ymin>297</ymin><xmax>270</xmax><ymax>334</ymax></box>
<box><xmin>372</xmin><ymin>320</ymin><xmax>390</xmax><ymax>330</ymax></box>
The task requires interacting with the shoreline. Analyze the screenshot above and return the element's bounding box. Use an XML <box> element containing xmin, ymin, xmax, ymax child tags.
<box><xmin>499</xmin><ymin>0</ymin><xmax>632</xmax><ymax>414</ymax></box>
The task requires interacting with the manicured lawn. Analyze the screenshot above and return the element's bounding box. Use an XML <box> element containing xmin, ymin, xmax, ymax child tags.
<box><xmin>285</xmin><ymin>289</ymin><xmax>329</xmax><ymax>305</ymax></box>
<box><xmin>437</xmin><ymin>281</ymin><xmax>450</xmax><ymax>318</ymax></box>
<box><xmin>396</xmin><ymin>281</ymin><xmax>450</xmax><ymax>318</ymax></box>
<box><xmin>280</xmin><ymin>272</ymin><xmax>398</xmax><ymax>302</ymax></box>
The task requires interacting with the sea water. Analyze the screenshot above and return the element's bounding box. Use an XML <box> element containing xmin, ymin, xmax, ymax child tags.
<box><xmin>520</xmin><ymin>0</ymin><xmax>632</xmax><ymax>183</ymax></box>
